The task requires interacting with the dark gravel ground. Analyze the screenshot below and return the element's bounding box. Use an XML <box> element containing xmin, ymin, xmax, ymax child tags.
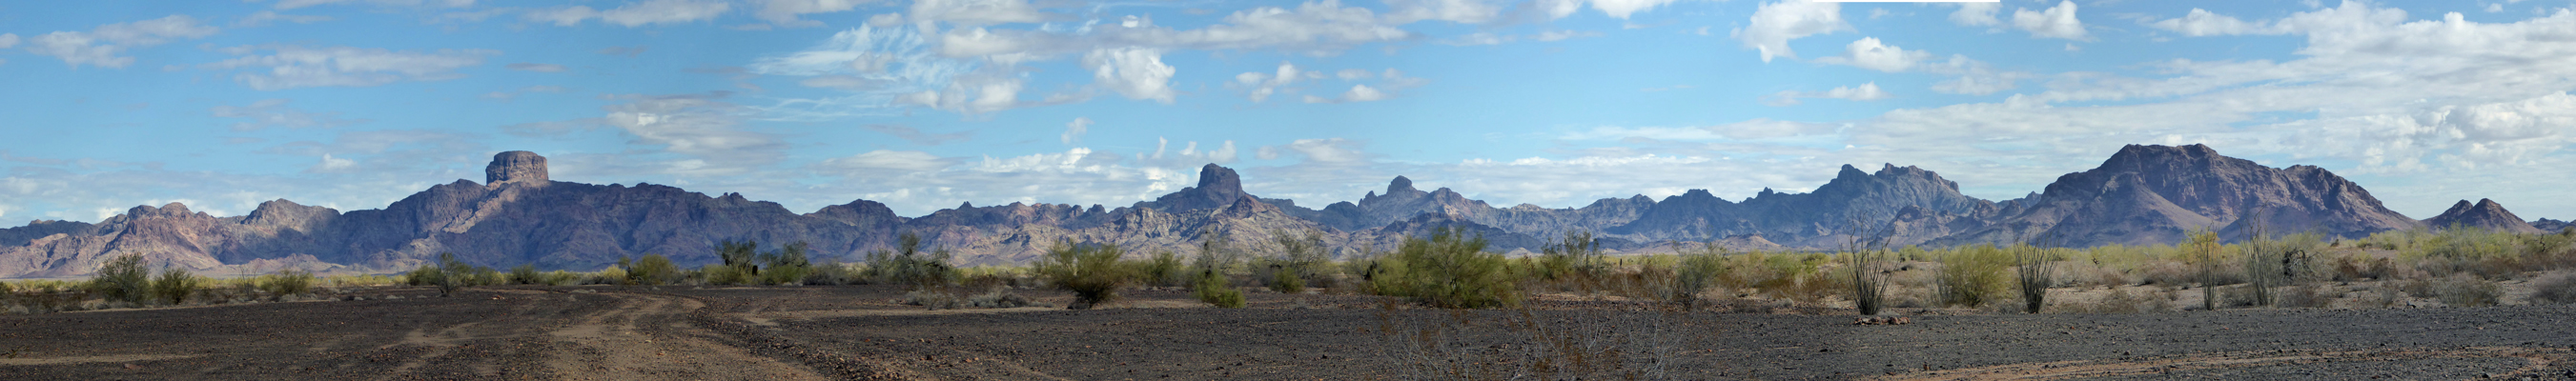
<box><xmin>7</xmin><ymin>284</ymin><xmax>2575</xmax><ymax>380</ymax></box>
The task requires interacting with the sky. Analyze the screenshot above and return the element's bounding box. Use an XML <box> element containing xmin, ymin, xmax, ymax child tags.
<box><xmin>3</xmin><ymin>0</ymin><xmax>2574</xmax><ymax>224</ymax></box>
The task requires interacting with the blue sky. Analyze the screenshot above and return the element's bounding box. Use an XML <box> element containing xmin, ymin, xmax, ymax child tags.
<box><xmin>4</xmin><ymin>0</ymin><xmax>2575</xmax><ymax>223</ymax></box>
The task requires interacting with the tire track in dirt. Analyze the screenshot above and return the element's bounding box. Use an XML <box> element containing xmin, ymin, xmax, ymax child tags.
<box><xmin>543</xmin><ymin>291</ymin><xmax>829</xmax><ymax>381</ymax></box>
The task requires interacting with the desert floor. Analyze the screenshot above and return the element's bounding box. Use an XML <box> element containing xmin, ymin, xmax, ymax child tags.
<box><xmin>4</xmin><ymin>284</ymin><xmax>2573</xmax><ymax>380</ymax></box>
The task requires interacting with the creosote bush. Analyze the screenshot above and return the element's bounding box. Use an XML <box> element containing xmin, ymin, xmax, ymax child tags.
<box><xmin>1373</xmin><ymin>228</ymin><xmax>1519</xmax><ymax>309</ymax></box>
<box><xmin>2531</xmin><ymin>273</ymin><xmax>2576</xmax><ymax>305</ymax></box>
<box><xmin>88</xmin><ymin>255</ymin><xmax>152</xmax><ymax>305</ymax></box>
<box><xmin>1935</xmin><ymin>244</ymin><xmax>2010</xmax><ymax>308</ymax></box>
<box><xmin>866</xmin><ymin>232</ymin><xmax>958</xmax><ymax>289</ymax></box>
<box><xmin>151</xmin><ymin>268</ymin><xmax>198</xmax><ymax>306</ymax></box>
<box><xmin>1038</xmin><ymin>240</ymin><xmax>1135</xmax><ymax>310</ymax></box>
<box><xmin>1193</xmin><ymin>269</ymin><xmax>1246</xmax><ymax>308</ymax></box>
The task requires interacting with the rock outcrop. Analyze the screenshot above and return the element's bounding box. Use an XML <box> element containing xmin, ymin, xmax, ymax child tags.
<box><xmin>484</xmin><ymin>150</ymin><xmax>549</xmax><ymax>186</ymax></box>
<box><xmin>2424</xmin><ymin>199</ymin><xmax>2545</xmax><ymax>234</ymax></box>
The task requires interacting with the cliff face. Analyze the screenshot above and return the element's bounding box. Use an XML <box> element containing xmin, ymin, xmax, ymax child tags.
<box><xmin>1935</xmin><ymin>144</ymin><xmax>2422</xmax><ymax>247</ymax></box>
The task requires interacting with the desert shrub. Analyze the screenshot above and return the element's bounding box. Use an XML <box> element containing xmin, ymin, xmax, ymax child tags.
<box><xmin>2181</xmin><ymin>229</ymin><xmax>2225</xmax><ymax>311</ymax></box>
<box><xmin>1850</xmin><ymin>250</ymin><xmax>1890</xmax><ymax>314</ymax></box>
<box><xmin>2059</xmin><ymin>288</ymin><xmax>2175</xmax><ymax>313</ymax></box>
<box><xmin>703</xmin><ymin>264</ymin><xmax>748</xmax><ymax>286</ymax></box>
<box><xmin>260</xmin><ymin>269</ymin><xmax>316</xmax><ymax>296</ymax></box>
<box><xmin>2276</xmin><ymin>284</ymin><xmax>2333</xmax><ymax>309</ymax></box>
<box><xmin>1140</xmin><ymin>251</ymin><xmax>1186</xmax><ymax>288</ymax></box>
<box><xmin>88</xmin><ymin>255</ymin><xmax>152</xmax><ymax>305</ymax></box>
<box><xmin>1935</xmin><ymin>245</ymin><xmax>2010</xmax><ymax>308</ymax></box>
<box><xmin>758</xmin><ymin>242</ymin><xmax>814</xmax><ymax>286</ymax></box>
<box><xmin>1256</xmin><ymin>229</ymin><xmax>1330</xmax><ymax>293</ymax></box>
<box><xmin>2530</xmin><ymin>273</ymin><xmax>2576</xmax><ymax>305</ymax></box>
<box><xmin>509</xmin><ymin>264</ymin><xmax>543</xmax><ymax>285</ymax></box>
<box><xmin>903</xmin><ymin>290</ymin><xmax>962</xmax><ymax>310</ymax></box>
<box><xmin>1373</xmin><ymin>228</ymin><xmax>1520</xmax><ymax>309</ymax></box>
<box><xmin>806</xmin><ymin>261</ymin><xmax>859</xmax><ymax>286</ymax></box>
<box><xmin>2430</xmin><ymin>273</ymin><xmax>2501</xmax><ymax>307</ymax></box>
<box><xmin>1194</xmin><ymin>270</ymin><xmax>1247</xmax><ymax>308</ymax></box>
<box><xmin>150</xmin><ymin>268</ymin><xmax>198</xmax><ymax>306</ymax></box>
<box><xmin>1670</xmin><ymin>244</ymin><xmax>1728</xmax><ymax>307</ymax></box>
<box><xmin>2011</xmin><ymin>244</ymin><xmax>2052</xmax><ymax>313</ymax></box>
<box><xmin>630</xmin><ymin>254</ymin><xmax>679</xmax><ymax>285</ymax></box>
<box><xmin>866</xmin><ymin>232</ymin><xmax>957</xmax><ymax>289</ymax></box>
<box><xmin>1533</xmin><ymin>230</ymin><xmax>1607</xmax><ymax>282</ymax></box>
<box><xmin>1038</xmin><ymin>240</ymin><xmax>1135</xmax><ymax>310</ymax></box>
<box><xmin>965</xmin><ymin>287</ymin><xmax>1035</xmax><ymax>308</ymax></box>
<box><xmin>421</xmin><ymin>252</ymin><xmax>472</xmax><ymax>296</ymax></box>
<box><xmin>2332</xmin><ymin>254</ymin><xmax>2395</xmax><ymax>281</ymax></box>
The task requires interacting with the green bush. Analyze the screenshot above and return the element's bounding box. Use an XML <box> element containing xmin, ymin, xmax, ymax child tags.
<box><xmin>1257</xmin><ymin>230</ymin><xmax>1330</xmax><ymax>293</ymax></box>
<box><xmin>1374</xmin><ymin>228</ymin><xmax>1519</xmax><ymax>309</ymax></box>
<box><xmin>425</xmin><ymin>252</ymin><xmax>472</xmax><ymax>296</ymax></box>
<box><xmin>2011</xmin><ymin>244</ymin><xmax>2052</xmax><ymax>313</ymax></box>
<box><xmin>1141</xmin><ymin>251</ymin><xmax>1186</xmax><ymax>288</ymax></box>
<box><xmin>806</xmin><ymin>261</ymin><xmax>859</xmax><ymax>285</ymax></box>
<box><xmin>1038</xmin><ymin>240</ymin><xmax>1135</xmax><ymax>310</ymax></box>
<box><xmin>866</xmin><ymin>232</ymin><xmax>958</xmax><ymax>289</ymax></box>
<box><xmin>1193</xmin><ymin>270</ymin><xmax>1245</xmax><ymax>308</ymax></box>
<box><xmin>629</xmin><ymin>254</ymin><xmax>679</xmax><ymax>285</ymax></box>
<box><xmin>1671</xmin><ymin>243</ymin><xmax>1728</xmax><ymax>305</ymax></box>
<box><xmin>2431</xmin><ymin>273</ymin><xmax>2501</xmax><ymax>307</ymax></box>
<box><xmin>89</xmin><ymin>255</ymin><xmax>152</xmax><ymax>305</ymax></box>
<box><xmin>1535</xmin><ymin>230</ymin><xmax>1606</xmax><ymax>282</ymax></box>
<box><xmin>151</xmin><ymin>268</ymin><xmax>198</xmax><ymax>306</ymax></box>
<box><xmin>758</xmin><ymin>242</ymin><xmax>814</xmax><ymax>286</ymax></box>
<box><xmin>509</xmin><ymin>264</ymin><xmax>543</xmax><ymax>285</ymax></box>
<box><xmin>260</xmin><ymin>269</ymin><xmax>316</xmax><ymax>296</ymax></box>
<box><xmin>1936</xmin><ymin>244</ymin><xmax>2010</xmax><ymax>308</ymax></box>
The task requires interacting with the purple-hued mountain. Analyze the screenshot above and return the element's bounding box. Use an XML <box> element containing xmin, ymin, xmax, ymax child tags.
<box><xmin>0</xmin><ymin>145</ymin><xmax>2523</xmax><ymax>277</ymax></box>
<box><xmin>2424</xmin><ymin>199</ymin><xmax>2545</xmax><ymax>234</ymax></box>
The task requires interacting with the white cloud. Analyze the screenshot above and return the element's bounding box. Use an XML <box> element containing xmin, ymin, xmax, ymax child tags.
<box><xmin>820</xmin><ymin>150</ymin><xmax>960</xmax><ymax>175</ymax></box>
<box><xmin>273</xmin><ymin>0</ymin><xmax>475</xmax><ymax>10</ymax></box>
<box><xmin>1283</xmin><ymin>138</ymin><xmax>1369</xmax><ymax>164</ymax></box>
<box><xmin>2280</xmin><ymin>91</ymin><xmax>2576</xmax><ymax>173</ymax></box>
<box><xmin>1763</xmin><ymin>82</ymin><xmax>1890</xmax><ymax>106</ymax></box>
<box><xmin>1949</xmin><ymin>3</ymin><xmax>2000</xmax><ymax>27</ymax></box>
<box><xmin>529</xmin><ymin>0</ymin><xmax>731</xmax><ymax>28</ymax></box>
<box><xmin>2011</xmin><ymin>0</ymin><xmax>2090</xmax><ymax>41</ymax></box>
<box><xmin>1733</xmin><ymin>0</ymin><xmax>1850</xmax><ymax>62</ymax></box>
<box><xmin>235</xmin><ymin>10</ymin><xmax>336</xmax><ymax>27</ymax></box>
<box><xmin>1063</xmin><ymin>117</ymin><xmax>1092</xmax><ymax>145</ymax></box>
<box><xmin>308</xmin><ymin>154</ymin><xmax>358</xmax><ymax>173</ymax></box>
<box><xmin>483</xmin><ymin>85</ymin><xmax>568</xmax><ymax>100</ymax></box>
<box><xmin>1233</xmin><ymin>61</ymin><xmax>1314</xmax><ymax>103</ymax></box>
<box><xmin>1305</xmin><ymin>84</ymin><xmax>1390</xmax><ymax>103</ymax></box>
<box><xmin>0</xmin><ymin>33</ymin><xmax>16</xmax><ymax>49</ymax></box>
<box><xmin>861</xmin><ymin>124</ymin><xmax>973</xmax><ymax>146</ymax></box>
<box><xmin>1384</xmin><ymin>0</ymin><xmax>1502</xmax><ymax>24</ymax></box>
<box><xmin>506</xmin><ymin>63</ymin><xmax>568</xmax><ymax>72</ymax></box>
<box><xmin>201</xmin><ymin>45</ymin><xmax>497</xmax><ymax>90</ymax></box>
<box><xmin>754</xmin><ymin>0</ymin><xmax>865</xmax><ymax>28</ymax></box>
<box><xmin>21</xmin><ymin>15</ymin><xmax>219</xmax><ymax>69</ymax></box>
<box><xmin>746</xmin><ymin>26</ymin><xmax>989</xmax><ymax>119</ymax></box>
<box><xmin>1588</xmin><ymin>0</ymin><xmax>1681</xmax><ymax>19</ymax></box>
<box><xmin>211</xmin><ymin>99</ymin><xmax>367</xmax><ymax>130</ymax></box>
<box><xmin>1813</xmin><ymin>37</ymin><xmax>1929</xmax><ymax>72</ymax></box>
<box><xmin>910</xmin><ymin>0</ymin><xmax>1046</xmax><ymax>25</ymax></box>
<box><xmin>581</xmin><ymin>92</ymin><xmax>787</xmax><ymax>175</ymax></box>
<box><xmin>1081</xmin><ymin>48</ymin><xmax>1177</xmax><ymax>104</ymax></box>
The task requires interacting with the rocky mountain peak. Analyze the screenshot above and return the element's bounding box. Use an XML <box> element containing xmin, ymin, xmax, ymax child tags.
<box><xmin>485</xmin><ymin>150</ymin><xmax>550</xmax><ymax>187</ymax></box>
<box><xmin>2426</xmin><ymin>198</ymin><xmax>2544</xmax><ymax>233</ymax></box>
<box><xmin>1387</xmin><ymin>175</ymin><xmax>1417</xmax><ymax>194</ymax></box>
<box><xmin>1197</xmin><ymin>164</ymin><xmax>1243</xmax><ymax>198</ymax></box>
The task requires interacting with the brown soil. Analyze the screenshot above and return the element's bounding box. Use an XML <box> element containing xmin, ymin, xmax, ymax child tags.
<box><xmin>5</xmin><ymin>285</ymin><xmax>2575</xmax><ymax>380</ymax></box>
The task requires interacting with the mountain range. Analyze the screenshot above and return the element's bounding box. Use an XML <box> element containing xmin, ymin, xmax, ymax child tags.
<box><xmin>0</xmin><ymin>144</ymin><xmax>2559</xmax><ymax>277</ymax></box>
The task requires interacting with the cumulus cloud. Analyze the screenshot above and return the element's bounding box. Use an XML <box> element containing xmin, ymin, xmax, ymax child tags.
<box><xmin>1587</xmin><ymin>0</ymin><xmax>1681</xmax><ymax>20</ymax></box>
<box><xmin>1950</xmin><ymin>3</ymin><xmax>2001</xmax><ymax>27</ymax></box>
<box><xmin>746</xmin><ymin>26</ymin><xmax>991</xmax><ymax>119</ymax></box>
<box><xmin>1733</xmin><ymin>0</ymin><xmax>1850</xmax><ymax>62</ymax></box>
<box><xmin>200</xmin><ymin>45</ymin><xmax>497</xmax><ymax>90</ymax></box>
<box><xmin>307</xmin><ymin>154</ymin><xmax>358</xmax><ymax>173</ymax></box>
<box><xmin>506</xmin><ymin>63</ymin><xmax>568</xmax><ymax>72</ymax></box>
<box><xmin>1762</xmin><ymin>83</ymin><xmax>1890</xmax><ymax>106</ymax></box>
<box><xmin>1813</xmin><ymin>37</ymin><xmax>1930</xmax><ymax>72</ymax></box>
<box><xmin>1304</xmin><ymin>85</ymin><xmax>1388</xmax><ymax>103</ymax></box>
<box><xmin>527</xmin><ymin>0</ymin><xmax>731</xmax><ymax>28</ymax></box>
<box><xmin>211</xmin><ymin>99</ymin><xmax>368</xmax><ymax>130</ymax></box>
<box><xmin>2011</xmin><ymin>0</ymin><xmax>2090</xmax><ymax>40</ymax></box>
<box><xmin>1063</xmin><ymin>117</ymin><xmax>1091</xmax><ymax>145</ymax></box>
<box><xmin>21</xmin><ymin>15</ymin><xmax>219</xmax><ymax>69</ymax></box>
<box><xmin>1233</xmin><ymin>62</ymin><xmax>1315</xmax><ymax>102</ymax></box>
<box><xmin>1081</xmin><ymin>48</ymin><xmax>1177</xmax><ymax>104</ymax></box>
<box><xmin>2280</xmin><ymin>91</ymin><xmax>2576</xmax><ymax>173</ymax></box>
